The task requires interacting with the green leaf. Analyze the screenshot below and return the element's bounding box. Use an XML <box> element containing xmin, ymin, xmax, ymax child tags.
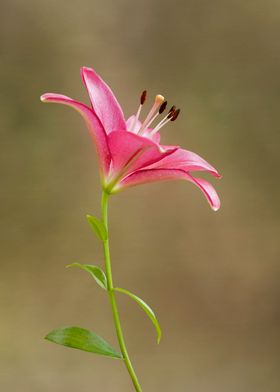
<box><xmin>66</xmin><ymin>263</ymin><xmax>107</xmax><ymax>290</ymax></box>
<box><xmin>86</xmin><ymin>214</ymin><xmax>107</xmax><ymax>241</ymax></box>
<box><xmin>45</xmin><ymin>326</ymin><xmax>122</xmax><ymax>359</ymax></box>
<box><xmin>115</xmin><ymin>287</ymin><xmax>162</xmax><ymax>344</ymax></box>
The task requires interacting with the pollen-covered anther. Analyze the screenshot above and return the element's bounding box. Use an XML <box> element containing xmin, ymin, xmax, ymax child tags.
<box><xmin>171</xmin><ymin>108</ymin><xmax>180</xmax><ymax>122</ymax></box>
<box><xmin>140</xmin><ymin>90</ymin><xmax>147</xmax><ymax>105</ymax></box>
<box><xmin>159</xmin><ymin>100</ymin><xmax>167</xmax><ymax>114</ymax></box>
<box><xmin>167</xmin><ymin>105</ymin><xmax>176</xmax><ymax>118</ymax></box>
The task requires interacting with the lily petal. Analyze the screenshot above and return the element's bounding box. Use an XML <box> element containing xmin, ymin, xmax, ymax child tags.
<box><xmin>107</xmin><ymin>131</ymin><xmax>177</xmax><ymax>182</ymax></box>
<box><xmin>118</xmin><ymin>168</ymin><xmax>220</xmax><ymax>211</ymax></box>
<box><xmin>126</xmin><ymin>115</ymin><xmax>142</xmax><ymax>133</ymax></box>
<box><xmin>40</xmin><ymin>93</ymin><xmax>111</xmax><ymax>175</ymax></box>
<box><xmin>142</xmin><ymin>129</ymin><xmax>161</xmax><ymax>144</ymax></box>
<box><xmin>187</xmin><ymin>175</ymin><xmax>221</xmax><ymax>211</ymax></box>
<box><xmin>81</xmin><ymin>67</ymin><xmax>126</xmax><ymax>134</ymax></box>
<box><xmin>126</xmin><ymin>115</ymin><xmax>161</xmax><ymax>143</ymax></box>
<box><xmin>144</xmin><ymin>148</ymin><xmax>221</xmax><ymax>178</ymax></box>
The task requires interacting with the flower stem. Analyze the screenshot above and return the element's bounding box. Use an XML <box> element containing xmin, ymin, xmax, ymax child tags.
<box><xmin>101</xmin><ymin>190</ymin><xmax>142</xmax><ymax>392</ymax></box>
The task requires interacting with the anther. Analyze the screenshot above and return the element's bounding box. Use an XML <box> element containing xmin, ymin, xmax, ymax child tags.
<box><xmin>159</xmin><ymin>100</ymin><xmax>167</xmax><ymax>114</ymax></box>
<box><xmin>140</xmin><ymin>90</ymin><xmax>147</xmax><ymax>105</ymax></box>
<box><xmin>171</xmin><ymin>108</ymin><xmax>180</xmax><ymax>121</ymax></box>
<box><xmin>167</xmin><ymin>105</ymin><xmax>176</xmax><ymax>119</ymax></box>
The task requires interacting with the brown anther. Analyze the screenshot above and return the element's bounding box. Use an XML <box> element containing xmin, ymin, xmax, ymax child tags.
<box><xmin>171</xmin><ymin>108</ymin><xmax>180</xmax><ymax>122</ymax></box>
<box><xmin>167</xmin><ymin>105</ymin><xmax>176</xmax><ymax>119</ymax></box>
<box><xmin>140</xmin><ymin>90</ymin><xmax>147</xmax><ymax>105</ymax></box>
<box><xmin>159</xmin><ymin>100</ymin><xmax>167</xmax><ymax>114</ymax></box>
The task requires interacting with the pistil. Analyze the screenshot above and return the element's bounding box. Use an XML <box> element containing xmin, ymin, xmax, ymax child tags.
<box><xmin>138</xmin><ymin>94</ymin><xmax>165</xmax><ymax>135</ymax></box>
<box><xmin>141</xmin><ymin>100</ymin><xmax>168</xmax><ymax>132</ymax></box>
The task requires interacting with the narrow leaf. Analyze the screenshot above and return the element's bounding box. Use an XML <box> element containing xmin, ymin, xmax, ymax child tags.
<box><xmin>45</xmin><ymin>326</ymin><xmax>122</xmax><ymax>359</ymax></box>
<box><xmin>115</xmin><ymin>287</ymin><xmax>162</xmax><ymax>344</ymax></box>
<box><xmin>86</xmin><ymin>214</ymin><xmax>107</xmax><ymax>241</ymax></box>
<box><xmin>67</xmin><ymin>263</ymin><xmax>107</xmax><ymax>290</ymax></box>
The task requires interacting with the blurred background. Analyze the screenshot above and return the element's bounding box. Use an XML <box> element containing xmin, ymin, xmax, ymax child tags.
<box><xmin>0</xmin><ymin>0</ymin><xmax>279</xmax><ymax>391</ymax></box>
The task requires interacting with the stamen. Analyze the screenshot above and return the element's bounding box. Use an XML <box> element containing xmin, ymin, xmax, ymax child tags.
<box><xmin>138</xmin><ymin>94</ymin><xmax>165</xmax><ymax>135</ymax></box>
<box><xmin>150</xmin><ymin>105</ymin><xmax>175</xmax><ymax>135</ymax></box>
<box><xmin>131</xmin><ymin>90</ymin><xmax>147</xmax><ymax>132</ymax></box>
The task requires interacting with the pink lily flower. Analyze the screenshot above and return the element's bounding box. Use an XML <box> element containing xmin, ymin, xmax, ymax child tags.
<box><xmin>41</xmin><ymin>67</ymin><xmax>221</xmax><ymax>210</ymax></box>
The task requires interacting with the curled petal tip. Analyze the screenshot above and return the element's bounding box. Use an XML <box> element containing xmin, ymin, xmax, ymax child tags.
<box><xmin>40</xmin><ymin>93</ymin><xmax>56</xmax><ymax>102</ymax></box>
<box><xmin>40</xmin><ymin>94</ymin><xmax>47</xmax><ymax>102</ymax></box>
<box><xmin>209</xmin><ymin>194</ymin><xmax>221</xmax><ymax>212</ymax></box>
<box><xmin>81</xmin><ymin>66</ymin><xmax>92</xmax><ymax>71</ymax></box>
<box><xmin>215</xmin><ymin>172</ymin><xmax>222</xmax><ymax>179</ymax></box>
<box><xmin>208</xmin><ymin>167</ymin><xmax>221</xmax><ymax>179</ymax></box>
<box><xmin>80</xmin><ymin>66</ymin><xmax>92</xmax><ymax>76</ymax></box>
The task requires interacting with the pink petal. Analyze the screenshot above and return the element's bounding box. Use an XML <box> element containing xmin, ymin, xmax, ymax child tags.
<box><xmin>126</xmin><ymin>115</ymin><xmax>161</xmax><ymax>143</ymax></box>
<box><xmin>118</xmin><ymin>169</ymin><xmax>220</xmax><ymax>211</ymax></box>
<box><xmin>142</xmin><ymin>129</ymin><xmax>161</xmax><ymax>144</ymax></box>
<box><xmin>145</xmin><ymin>148</ymin><xmax>221</xmax><ymax>178</ymax></box>
<box><xmin>40</xmin><ymin>93</ymin><xmax>111</xmax><ymax>175</ymax></box>
<box><xmin>126</xmin><ymin>115</ymin><xmax>142</xmax><ymax>133</ymax></box>
<box><xmin>81</xmin><ymin>67</ymin><xmax>126</xmax><ymax>134</ymax></box>
<box><xmin>107</xmin><ymin>131</ymin><xmax>177</xmax><ymax>180</ymax></box>
<box><xmin>188</xmin><ymin>175</ymin><xmax>221</xmax><ymax>211</ymax></box>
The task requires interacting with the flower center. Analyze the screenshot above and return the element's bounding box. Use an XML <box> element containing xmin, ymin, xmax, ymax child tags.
<box><xmin>130</xmin><ymin>90</ymin><xmax>180</xmax><ymax>137</ymax></box>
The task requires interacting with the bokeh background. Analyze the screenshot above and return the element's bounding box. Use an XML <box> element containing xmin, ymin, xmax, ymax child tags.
<box><xmin>1</xmin><ymin>0</ymin><xmax>279</xmax><ymax>391</ymax></box>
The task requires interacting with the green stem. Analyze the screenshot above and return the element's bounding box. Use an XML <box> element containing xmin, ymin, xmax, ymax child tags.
<box><xmin>101</xmin><ymin>190</ymin><xmax>142</xmax><ymax>392</ymax></box>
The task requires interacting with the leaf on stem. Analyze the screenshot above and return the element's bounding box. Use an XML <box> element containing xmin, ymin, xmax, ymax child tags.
<box><xmin>66</xmin><ymin>263</ymin><xmax>108</xmax><ymax>290</ymax></box>
<box><xmin>86</xmin><ymin>214</ymin><xmax>108</xmax><ymax>241</ymax></box>
<box><xmin>45</xmin><ymin>326</ymin><xmax>123</xmax><ymax>359</ymax></box>
<box><xmin>114</xmin><ymin>287</ymin><xmax>162</xmax><ymax>344</ymax></box>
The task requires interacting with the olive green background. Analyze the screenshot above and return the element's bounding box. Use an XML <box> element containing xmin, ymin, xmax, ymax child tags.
<box><xmin>1</xmin><ymin>0</ymin><xmax>279</xmax><ymax>391</ymax></box>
